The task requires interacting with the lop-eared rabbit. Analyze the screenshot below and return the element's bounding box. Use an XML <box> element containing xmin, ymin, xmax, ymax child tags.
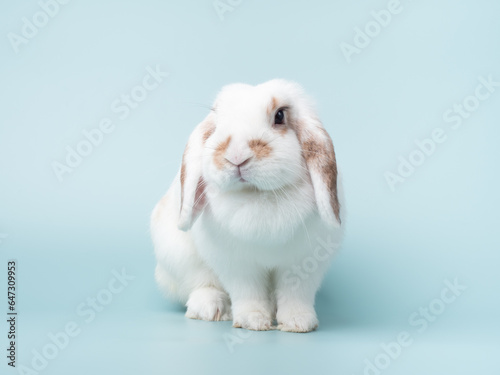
<box><xmin>152</xmin><ymin>80</ymin><xmax>345</xmax><ymax>332</ymax></box>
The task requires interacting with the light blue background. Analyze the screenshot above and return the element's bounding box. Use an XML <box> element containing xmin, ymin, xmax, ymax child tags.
<box><xmin>1</xmin><ymin>0</ymin><xmax>499</xmax><ymax>374</ymax></box>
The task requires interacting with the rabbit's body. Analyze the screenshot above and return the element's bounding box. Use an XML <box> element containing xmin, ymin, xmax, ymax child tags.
<box><xmin>152</xmin><ymin>80</ymin><xmax>345</xmax><ymax>332</ymax></box>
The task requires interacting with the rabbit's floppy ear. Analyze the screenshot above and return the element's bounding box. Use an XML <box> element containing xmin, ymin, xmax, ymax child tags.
<box><xmin>178</xmin><ymin>114</ymin><xmax>215</xmax><ymax>231</ymax></box>
<box><xmin>295</xmin><ymin>115</ymin><xmax>341</xmax><ymax>228</ymax></box>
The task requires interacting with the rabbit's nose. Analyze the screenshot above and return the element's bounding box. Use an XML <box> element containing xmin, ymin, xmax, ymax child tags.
<box><xmin>225</xmin><ymin>156</ymin><xmax>252</xmax><ymax>168</ymax></box>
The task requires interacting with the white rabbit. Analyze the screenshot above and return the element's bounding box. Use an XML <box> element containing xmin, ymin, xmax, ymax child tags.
<box><xmin>151</xmin><ymin>79</ymin><xmax>345</xmax><ymax>332</ymax></box>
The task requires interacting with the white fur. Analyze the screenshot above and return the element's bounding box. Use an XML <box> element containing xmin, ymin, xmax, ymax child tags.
<box><xmin>151</xmin><ymin>79</ymin><xmax>345</xmax><ymax>332</ymax></box>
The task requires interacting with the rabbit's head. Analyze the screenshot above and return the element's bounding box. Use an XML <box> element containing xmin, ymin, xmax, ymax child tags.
<box><xmin>178</xmin><ymin>79</ymin><xmax>340</xmax><ymax>231</ymax></box>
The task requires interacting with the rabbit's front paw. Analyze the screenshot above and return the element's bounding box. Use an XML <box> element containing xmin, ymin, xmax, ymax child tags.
<box><xmin>185</xmin><ymin>287</ymin><xmax>232</xmax><ymax>321</ymax></box>
<box><xmin>277</xmin><ymin>310</ymin><xmax>318</xmax><ymax>333</ymax></box>
<box><xmin>233</xmin><ymin>310</ymin><xmax>273</xmax><ymax>331</ymax></box>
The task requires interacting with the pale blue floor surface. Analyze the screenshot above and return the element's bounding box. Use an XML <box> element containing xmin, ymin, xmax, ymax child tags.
<box><xmin>4</xmin><ymin>243</ymin><xmax>499</xmax><ymax>375</ymax></box>
<box><xmin>16</xmin><ymin>306</ymin><xmax>499</xmax><ymax>375</ymax></box>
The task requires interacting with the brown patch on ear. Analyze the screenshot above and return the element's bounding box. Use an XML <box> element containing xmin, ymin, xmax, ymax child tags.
<box><xmin>213</xmin><ymin>136</ymin><xmax>231</xmax><ymax>169</ymax></box>
<box><xmin>193</xmin><ymin>176</ymin><xmax>206</xmax><ymax>209</ymax></box>
<box><xmin>248</xmin><ymin>139</ymin><xmax>272</xmax><ymax>159</ymax></box>
<box><xmin>180</xmin><ymin>144</ymin><xmax>188</xmax><ymax>209</ymax></box>
<box><xmin>295</xmin><ymin>121</ymin><xmax>341</xmax><ymax>223</ymax></box>
<box><xmin>202</xmin><ymin>120</ymin><xmax>215</xmax><ymax>143</ymax></box>
<box><xmin>322</xmin><ymin>146</ymin><xmax>340</xmax><ymax>223</ymax></box>
<box><xmin>301</xmin><ymin>139</ymin><xmax>325</xmax><ymax>163</ymax></box>
<box><xmin>180</xmin><ymin>162</ymin><xmax>186</xmax><ymax>192</ymax></box>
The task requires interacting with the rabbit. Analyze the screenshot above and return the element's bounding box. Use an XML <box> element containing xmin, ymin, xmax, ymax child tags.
<box><xmin>151</xmin><ymin>79</ymin><xmax>345</xmax><ymax>332</ymax></box>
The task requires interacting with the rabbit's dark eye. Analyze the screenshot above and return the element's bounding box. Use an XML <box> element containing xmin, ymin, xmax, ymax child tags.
<box><xmin>274</xmin><ymin>109</ymin><xmax>285</xmax><ymax>125</ymax></box>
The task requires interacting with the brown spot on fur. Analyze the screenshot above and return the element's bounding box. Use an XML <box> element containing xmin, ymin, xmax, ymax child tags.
<box><xmin>267</xmin><ymin>96</ymin><xmax>279</xmax><ymax>116</ymax></box>
<box><xmin>277</xmin><ymin>123</ymin><xmax>288</xmax><ymax>135</ymax></box>
<box><xmin>267</xmin><ymin>97</ymin><xmax>290</xmax><ymax>135</ymax></box>
<box><xmin>213</xmin><ymin>136</ymin><xmax>231</xmax><ymax>169</ymax></box>
<box><xmin>248</xmin><ymin>139</ymin><xmax>272</xmax><ymax>159</ymax></box>
<box><xmin>180</xmin><ymin>144</ymin><xmax>188</xmax><ymax>210</ymax></box>
<box><xmin>202</xmin><ymin>120</ymin><xmax>215</xmax><ymax>143</ymax></box>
